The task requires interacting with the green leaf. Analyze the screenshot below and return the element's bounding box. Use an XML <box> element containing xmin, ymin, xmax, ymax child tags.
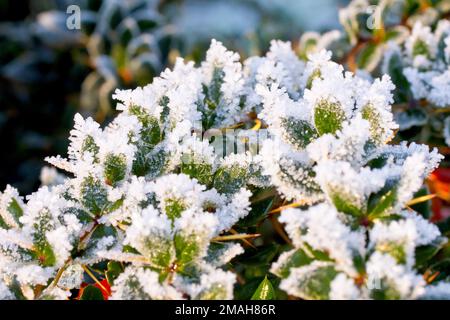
<box><xmin>357</xmin><ymin>43</ymin><xmax>383</xmax><ymax>72</ymax></box>
<box><xmin>213</xmin><ymin>165</ymin><xmax>248</xmax><ymax>195</ymax></box>
<box><xmin>83</xmin><ymin>225</ymin><xmax>117</xmax><ymax>253</ymax></box>
<box><xmin>412</xmin><ymin>39</ymin><xmax>430</xmax><ymax>58</ymax></box>
<box><xmin>35</xmin><ymin>243</ymin><xmax>56</xmax><ymax>267</ymax></box>
<box><xmin>103</xmin><ymin>153</ymin><xmax>127</xmax><ymax>186</ymax></box>
<box><xmin>281</xmin><ymin>117</ymin><xmax>318</xmax><ymax>149</ymax></box>
<box><xmin>395</xmin><ymin>109</ymin><xmax>428</xmax><ymax>131</ymax></box>
<box><xmin>306</xmin><ymin>69</ymin><xmax>321</xmax><ymax>89</ymax></box>
<box><xmin>331</xmin><ymin>193</ymin><xmax>364</xmax><ymax>217</ymax></box>
<box><xmin>376</xmin><ymin>242</ymin><xmax>407</xmax><ymax>265</ymax></box>
<box><xmin>271</xmin><ymin>248</ymin><xmax>313</xmax><ymax>279</ymax></box>
<box><xmin>368</xmin><ymin>186</ymin><xmax>397</xmax><ymax>219</ymax></box>
<box><xmin>303</xmin><ymin>243</ymin><xmax>332</xmax><ymax>261</ymax></box>
<box><xmin>7</xmin><ymin>198</ymin><xmax>23</xmax><ymax>227</ymax></box>
<box><xmin>313</xmin><ymin>100</ymin><xmax>346</xmax><ymax>135</ymax></box>
<box><xmin>180</xmin><ymin>162</ymin><xmax>213</xmax><ymax>186</ymax></box>
<box><xmin>80</xmin><ymin>176</ymin><xmax>110</xmax><ymax>216</ymax></box>
<box><xmin>240</xmin><ymin>244</ymin><xmax>280</xmax><ymax>266</ymax></box>
<box><xmin>370</xmin><ymin>280</ymin><xmax>402</xmax><ymax>300</ymax></box>
<box><xmin>251</xmin><ymin>276</ymin><xmax>276</xmax><ymax>300</ymax></box>
<box><xmin>195</xmin><ymin>284</ymin><xmax>229</xmax><ymax>300</ymax></box>
<box><xmin>105</xmin><ymin>261</ymin><xmax>123</xmax><ymax>286</ymax></box>
<box><xmin>415</xmin><ymin>237</ymin><xmax>447</xmax><ymax>268</ymax></box>
<box><xmin>80</xmin><ymin>285</ymin><xmax>104</xmax><ymax>300</ymax></box>
<box><xmin>201</xmin><ymin>67</ymin><xmax>224</xmax><ymax>128</ymax></box>
<box><xmin>205</xmin><ymin>242</ymin><xmax>239</xmax><ymax>266</ymax></box>
<box><xmin>7</xmin><ymin>277</ymin><xmax>26</xmax><ymax>300</ymax></box>
<box><xmin>81</xmin><ymin>136</ymin><xmax>99</xmax><ymax>159</ymax></box>
<box><xmin>409</xmin><ymin>187</ymin><xmax>432</xmax><ymax>219</ymax></box>
<box><xmin>361</xmin><ymin>103</ymin><xmax>390</xmax><ymax>144</ymax></box>
<box><xmin>207</xmin><ymin>68</ymin><xmax>224</xmax><ymax>106</ymax></box>
<box><xmin>140</xmin><ymin>237</ymin><xmax>174</xmax><ymax>271</ymax></box>
<box><xmin>299</xmin><ymin>34</ymin><xmax>318</xmax><ymax>60</ymax></box>
<box><xmin>129</xmin><ymin>106</ymin><xmax>162</xmax><ymax>146</ymax></box>
<box><xmin>238</xmin><ymin>198</ymin><xmax>273</xmax><ymax>227</ymax></box>
<box><xmin>353</xmin><ymin>254</ymin><xmax>366</xmax><ymax>275</ymax></box>
<box><xmin>145</xmin><ymin>147</ymin><xmax>167</xmax><ymax>179</ymax></box>
<box><xmin>164</xmin><ymin>199</ymin><xmax>186</xmax><ymax>221</ymax></box>
<box><xmin>287</xmin><ymin>263</ymin><xmax>338</xmax><ymax>300</ymax></box>
<box><xmin>174</xmin><ymin>233</ymin><xmax>201</xmax><ymax>270</ymax></box>
<box><xmin>32</xmin><ymin>209</ymin><xmax>56</xmax><ymax>267</ymax></box>
<box><xmin>385</xmin><ymin>50</ymin><xmax>410</xmax><ymax>102</ymax></box>
<box><xmin>0</xmin><ymin>215</ymin><xmax>8</xmax><ymax>229</ymax></box>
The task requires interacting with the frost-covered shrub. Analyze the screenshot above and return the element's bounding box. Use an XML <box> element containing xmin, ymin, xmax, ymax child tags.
<box><xmin>0</xmin><ymin>40</ymin><xmax>260</xmax><ymax>300</ymax></box>
<box><xmin>255</xmin><ymin>40</ymin><xmax>450</xmax><ymax>299</ymax></box>
<box><xmin>255</xmin><ymin>47</ymin><xmax>399</xmax><ymax>203</ymax></box>
<box><xmin>1</xmin><ymin>39</ymin><xmax>450</xmax><ymax>300</ymax></box>
<box><xmin>297</xmin><ymin>0</ymin><xmax>450</xmax><ymax>148</ymax></box>
<box><xmin>270</xmin><ymin>143</ymin><xmax>449</xmax><ymax>299</ymax></box>
<box><xmin>383</xmin><ymin>20</ymin><xmax>450</xmax><ymax>144</ymax></box>
<box><xmin>272</xmin><ymin>202</ymin><xmax>450</xmax><ymax>299</ymax></box>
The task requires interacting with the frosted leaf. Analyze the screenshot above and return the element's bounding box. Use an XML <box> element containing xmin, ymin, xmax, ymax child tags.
<box><xmin>57</xmin><ymin>264</ymin><xmax>84</xmax><ymax>290</ymax></box>
<box><xmin>124</xmin><ymin>207</ymin><xmax>175</xmax><ymax>269</ymax></box>
<box><xmin>0</xmin><ymin>185</ymin><xmax>25</xmax><ymax>229</ymax></box>
<box><xmin>366</xmin><ymin>252</ymin><xmax>426</xmax><ymax>299</ymax></box>
<box><xmin>111</xmin><ymin>267</ymin><xmax>182</xmax><ymax>300</ymax></box>
<box><xmin>188</xmin><ymin>268</ymin><xmax>236</xmax><ymax>300</ymax></box>
<box><xmin>0</xmin><ymin>280</ymin><xmax>14</xmax><ymax>300</ymax></box>
<box><xmin>205</xmin><ymin>243</ymin><xmax>244</xmax><ymax>267</ymax></box>
<box><xmin>419</xmin><ymin>283</ymin><xmax>450</xmax><ymax>300</ymax></box>
<box><xmin>329</xmin><ymin>273</ymin><xmax>361</xmax><ymax>300</ymax></box>
<box><xmin>315</xmin><ymin>160</ymin><xmax>389</xmax><ymax>215</ymax></box>
<box><xmin>279</xmin><ymin>261</ymin><xmax>339</xmax><ymax>300</ymax></box>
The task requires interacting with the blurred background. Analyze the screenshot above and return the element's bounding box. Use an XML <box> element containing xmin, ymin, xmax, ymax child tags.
<box><xmin>0</xmin><ymin>0</ymin><xmax>348</xmax><ymax>194</ymax></box>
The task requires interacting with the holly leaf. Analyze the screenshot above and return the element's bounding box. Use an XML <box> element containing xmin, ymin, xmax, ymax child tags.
<box><xmin>105</xmin><ymin>261</ymin><xmax>123</xmax><ymax>286</ymax></box>
<box><xmin>271</xmin><ymin>248</ymin><xmax>313</xmax><ymax>279</ymax></box>
<box><xmin>313</xmin><ymin>100</ymin><xmax>346</xmax><ymax>135</ymax></box>
<box><xmin>357</xmin><ymin>43</ymin><xmax>383</xmax><ymax>72</ymax></box>
<box><xmin>286</xmin><ymin>263</ymin><xmax>338</xmax><ymax>300</ymax></box>
<box><xmin>251</xmin><ymin>276</ymin><xmax>276</xmax><ymax>300</ymax></box>
<box><xmin>80</xmin><ymin>285</ymin><xmax>105</xmax><ymax>300</ymax></box>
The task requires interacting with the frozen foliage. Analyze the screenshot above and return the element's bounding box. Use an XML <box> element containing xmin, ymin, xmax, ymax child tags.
<box><xmin>390</xmin><ymin>20</ymin><xmax>450</xmax><ymax>107</ymax></box>
<box><xmin>256</xmin><ymin>47</ymin><xmax>399</xmax><ymax>203</ymax></box>
<box><xmin>2</xmin><ymin>39</ymin><xmax>450</xmax><ymax>300</ymax></box>
<box><xmin>272</xmin><ymin>200</ymin><xmax>449</xmax><ymax>299</ymax></box>
<box><xmin>301</xmin><ymin>0</ymin><xmax>450</xmax><ymax>146</ymax></box>
<box><xmin>0</xmin><ymin>40</ymin><xmax>263</xmax><ymax>300</ymax></box>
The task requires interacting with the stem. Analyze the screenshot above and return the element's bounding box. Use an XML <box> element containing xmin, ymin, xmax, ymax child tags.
<box><xmin>229</xmin><ymin>228</ymin><xmax>256</xmax><ymax>249</ymax></box>
<box><xmin>269</xmin><ymin>200</ymin><xmax>308</xmax><ymax>214</ymax></box>
<box><xmin>269</xmin><ymin>216</ymin><xmax>292</xmax><ymax>246</ymax></box>
<box><xmin>212</xmin><ymin>233</ymin><xmax>261</xmax><ymax>242</ymax></box>
<box><xmin>81</xmin><ymin>264</ymin><xmax>108</xmax><ymax>293</ymax></box>
<box><xmin>406</xmin><ymin>194</ymin><xmax>436</xmax><ymax>206</ymax></box>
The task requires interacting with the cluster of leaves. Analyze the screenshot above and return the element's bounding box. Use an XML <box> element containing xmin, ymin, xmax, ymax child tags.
<box><xmin>297</xmin><ymin>0</ymin><xmax>450</xmax><ymax>155</ymax></box>
<box><xmin>1</xmin><ymin>38</ymin><xmax>450</xmax><ymax>300</ymax></box>
<box><xmin>0</xmin><ymin>39</ymin><xmax>266</xmax><ymax>300</ymax></box>
<box><xmin>2</xmin><ymin>0</ymin><xmax>343</xmax><ymax>195</ymax></box>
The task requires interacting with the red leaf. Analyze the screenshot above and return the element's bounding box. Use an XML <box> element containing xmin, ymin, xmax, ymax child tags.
<box><xmin>428</xmin><ymin>168</ymin><xmax>450</xmax><ymax>221</ymax></box>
